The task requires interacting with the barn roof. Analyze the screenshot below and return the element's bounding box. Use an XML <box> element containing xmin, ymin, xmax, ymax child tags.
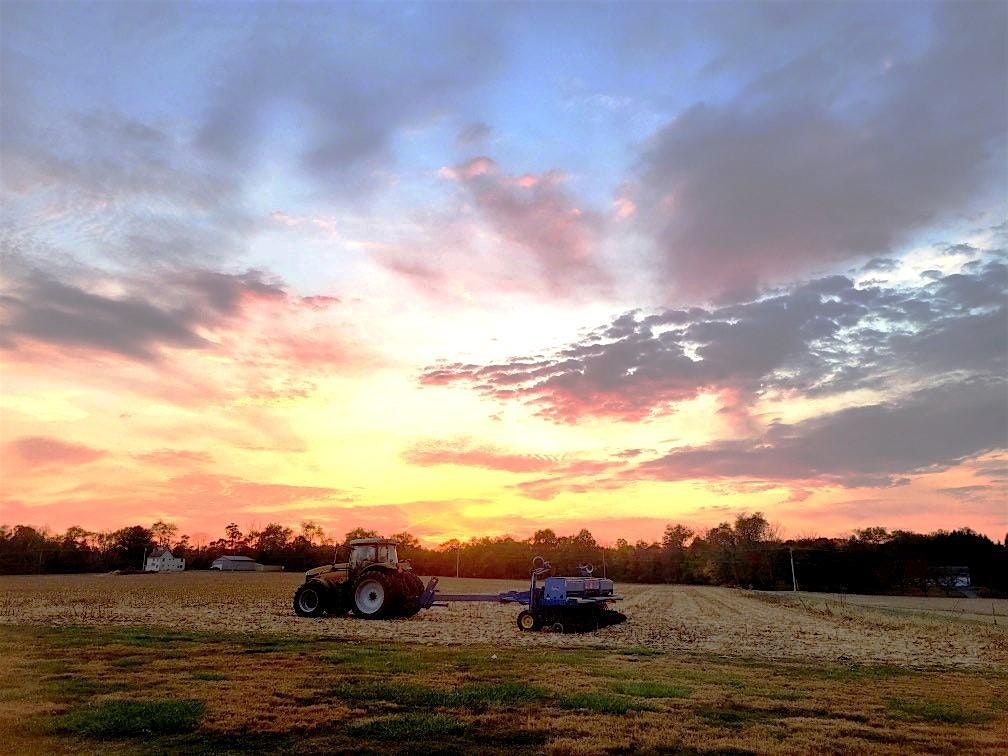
<box><xmin>215</xmin><ymin>555</ymin><xmax>255</xmax><ymax>561</ymax></box>
<box><xmin>149</xmin><ymin>548</ymin><xmax>172</xmax><ymax>558</ymax></box>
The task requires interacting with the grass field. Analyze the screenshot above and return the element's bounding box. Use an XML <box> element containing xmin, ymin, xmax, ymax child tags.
<box><xmin>2</xmin><ymin>574</ymin><xmax>1006</xmax><ymax>753</ymax></box>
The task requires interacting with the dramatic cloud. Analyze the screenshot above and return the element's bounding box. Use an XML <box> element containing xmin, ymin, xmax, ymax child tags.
<box><xmin>0</xmin><ymin>266</ymin><xmax>284</xmax><ymax>360</ymax></box>
<box><xmin>422</xmin><ymin>257</ymin><xmax>1006</xmax><ymax>423</ymax></box>
<box><xmin>637</xmin><ymin>379</ymin><xmax>1007</xmax><ymax>488</ymax></box>
<box><xmin>630</xmin><ymin>3</ymin><xmax>1007</xmax><ymax>297</ymax></box>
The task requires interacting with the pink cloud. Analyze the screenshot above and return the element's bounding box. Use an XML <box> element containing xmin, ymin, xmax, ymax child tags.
<box><xmin>382</xmin><ymin>156</ymin><xmax>608</xmax><ymax>299</ymax></box>
<box><xmin>403</xmin><ymin>438</ymin><xmax>556</xmax><ymax>473</ymax></box>
<box><xmin>7</xmin><ymin>437</ymin><xmax>106</xmax><ymax>467</ymax></box>
<box><xmin>437</xmin><ymin>156</ymin><xmax>496</xmax><ymax>181</ymax></box>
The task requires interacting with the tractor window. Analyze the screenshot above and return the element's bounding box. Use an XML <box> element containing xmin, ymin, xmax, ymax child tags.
<box><xmin>377</xmin><ymin>545</ymin><xmax>397</xmax><ymax>564</ymax></box>
<box><xmin>351</xmin><ymin>545</ymin><xmax>376</xmax><ymax>565</ymax></box>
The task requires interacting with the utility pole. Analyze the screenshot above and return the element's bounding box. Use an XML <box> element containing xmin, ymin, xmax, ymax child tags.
<box><xmin>142</xmin><ymin>547</ymin><xmax>147</xmax><ymax>572</ymax></box>
<box><xmin>789</xmin><ymin>547</ymin><xmax>798</xmax><ymax>592</ymax></box>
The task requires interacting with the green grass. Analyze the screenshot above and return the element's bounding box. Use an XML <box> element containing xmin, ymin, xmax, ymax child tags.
<box><xmin>326</xmin><ymin>679</ymin><xmax>548</xmax><ymax>709</ymax></box>
<box><xmin>347</xmin><ymin>713</ymin><xmax>468</xmax><ymax>740</ymax></box>
<box><xmin>887</xmin><ymin>697</ymin><xmax>993</xmax><ymax>724</ymax></box>
<box><xmin>191</xmin><ymin>671</ymin><xmax>228</xmax><ymax>682</ymax></box>
<box><xmin>619</xmin><ymin>646</ymin><xmax>665</xmax><ymax>658</ymax></box>
<box><xmin>453</xmin><ymin>682</ymin><xmax>549</xmax><ymax>706</ymax></box>
<box><xmin>109</xmin><ymin>654</ymin><xmax>148</xmax><ymax>668</ymax></box>
<box><xmin>813</xmin><ymin>664</ymin><xmax>910</xmax><ymax>683</ymax></box>
<box><xmin>114</xmin><ymin>629</ymin><xmax>206</xmax><ymax>647</ymax></box>
<box><xmin>558</xmin><ymin>691</ymin><xmax>657</xmax><ymax>714</ymax></box>
<box><xmin>50</xmin><ymin>676</ymin><xmax>129</xmax><ymax>700</ymax></box>
<box><xmin>695</xmin><ymin>702</ymin><xmax>772</xmax><ymax>727</ymax></box>
<box><xmin>680</xmin><ymin>668</ymin><xmax>747</xmax><ymax>691</ymax></box>
<box><xmin>615</xmin><ymin>680</ymin><xmax>691</xmax><ymax>699</ymax></box>
<box><xmin>239</xmin><ymin>637</ymin><xmax>310</xmax><ymax>655</ymax></box>
<box><xmin>53</xmin><ymin>699</ymin><xmax>206</xmax><ymax>736</ymax></box>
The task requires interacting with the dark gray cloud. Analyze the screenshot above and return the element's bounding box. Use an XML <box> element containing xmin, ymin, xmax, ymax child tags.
<box><xmin>630</xmin><ymin>3</ymin><xmax>1007</xmax><ymax>297</ymax></box>
<box><xmin>637</xmin><ymin>379</ymin><xmax>1007</xmax><ymax>487</ymax></box>
<box><xmin>457</xmin><ymin>122</ymin><xmax>492</xmax><ymax>145</ymax></box>
<box><xmin>422</xmin><ymin>257</ymin><xmax>1007</xmax><ymax>423</ymax></box>
<box><xmin>0</xmin><ymin>266</ymin><xmax>284</xmax><ymax>360</ymax></box>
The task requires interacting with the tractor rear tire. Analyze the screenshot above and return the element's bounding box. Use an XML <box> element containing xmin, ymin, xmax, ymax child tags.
<box><xmin>396</xmin><ymin>572</ymin><xmax>425</xmax><ymax>618</ymax></box>
<box><xmin>293</xmin><ymin>583</ymin><xmax>326</xmax><ymax>618</ymax></box>
<box><xmin>351</xmin><ymin>572</ymin><xmax>398</xmax><ymax>619</ymax></box>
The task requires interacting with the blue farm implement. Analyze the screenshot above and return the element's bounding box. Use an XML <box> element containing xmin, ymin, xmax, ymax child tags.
<box><xmin>425</xmin><ymin>557</ymin><xmax>627</xmax><ymax>633</ymax></box>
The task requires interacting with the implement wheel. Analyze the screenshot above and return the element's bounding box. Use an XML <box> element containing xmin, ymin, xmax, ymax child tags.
<box><xmin>516</xmin><ymin>610</ymin><xmax>537</xmax><ymax>632</ymax></box>
<box><xmin>293</xmin><ymin>583</ymin><xmax>325</xmax><ymax>618</ymax></box>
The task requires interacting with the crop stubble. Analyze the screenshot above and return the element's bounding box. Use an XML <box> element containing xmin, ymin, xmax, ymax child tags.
<box><xmin>1</xmin><ymin>573</ymin><xmax>1005</xmax><ymax>667</ymax></box>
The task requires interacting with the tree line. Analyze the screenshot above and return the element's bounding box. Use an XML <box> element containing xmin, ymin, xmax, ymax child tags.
<box><xmin>1</xmin><ymin>514</ymin><xmax>1005</xmax><ymax>597</ymax></box>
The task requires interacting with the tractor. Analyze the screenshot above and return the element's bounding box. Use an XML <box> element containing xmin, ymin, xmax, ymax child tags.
<box><xmin>292</xmin><ymin>538</ymin><xmax>430</xmax><ymax>619</ymax></box>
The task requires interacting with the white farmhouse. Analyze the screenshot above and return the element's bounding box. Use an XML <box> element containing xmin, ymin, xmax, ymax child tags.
<box><xmin>145</xmin><ymin>547</ymin><xmax>185</xmax><ymax>572</ymax></box>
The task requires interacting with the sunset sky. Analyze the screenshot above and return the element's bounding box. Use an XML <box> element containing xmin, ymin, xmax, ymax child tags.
<box><xmin>1</xmin><ymin>1</ymin><xmax>1006</xmax><ymax>546</ymax></box>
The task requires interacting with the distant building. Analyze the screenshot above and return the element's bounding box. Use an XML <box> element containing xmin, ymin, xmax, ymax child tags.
<box><xmin>145</xmin><ymin>548</ymin><xmax>185</xmax><ymax>572</ymax></box>
<box><xmin>211</xmin><ymin>555</ymin><xmax>283</xmax><ymax>572</ymax></box>
<box><xmin>211</xmin><ymin>555</ymin><xmax>258</xmax><ymax>571</ymax></box>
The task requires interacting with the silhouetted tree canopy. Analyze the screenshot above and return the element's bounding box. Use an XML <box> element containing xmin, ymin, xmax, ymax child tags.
<box><xmin>0</xmin><ymin>516</ymin><xmax>1004</xmax><ymax>597</ymax></box>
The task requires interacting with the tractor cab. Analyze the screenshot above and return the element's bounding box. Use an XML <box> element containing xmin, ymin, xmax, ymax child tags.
<box><xmin>348</xmin><ymin>538</ymin><xmax>398</xmax><ymax>568</ymax></box>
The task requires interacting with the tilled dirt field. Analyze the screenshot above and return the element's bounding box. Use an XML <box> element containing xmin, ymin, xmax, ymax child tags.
<box><xmin>2</xmin><ymin>573</ymin><xmax>1005</xmax><ymax>668</ymax></box>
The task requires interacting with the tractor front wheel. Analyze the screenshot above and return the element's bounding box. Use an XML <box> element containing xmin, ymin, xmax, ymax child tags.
<box><xmin>293</xmin><ymin>583</ymin><xmax>326</xmax><ymax>618</ymax></box>
<box><xmin>516</xmin><ymin>610</ymin><xmax>538</xmax><ymax>632</ymax></box>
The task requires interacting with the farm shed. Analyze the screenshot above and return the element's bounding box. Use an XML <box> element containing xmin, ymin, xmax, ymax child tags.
<box><xmin>145</xmin><ymin>548</ymin><xmax>185</xmax><ymax>572</ymax></box>
<box><xmin>211</xmin><ymin>556</ymin><xmax>283</xmax><ymax>571</ymax></box>
<box><xmin>211</xmin><ymin>555</ymin><xmax>259</xmax><ymax>571</ymax></box>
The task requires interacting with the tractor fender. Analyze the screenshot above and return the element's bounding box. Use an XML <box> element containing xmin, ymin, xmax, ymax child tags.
<box><xmin>356</xmin><ymin>563</ymin><xmax>399</xmax><ymax>576</ymax></box>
